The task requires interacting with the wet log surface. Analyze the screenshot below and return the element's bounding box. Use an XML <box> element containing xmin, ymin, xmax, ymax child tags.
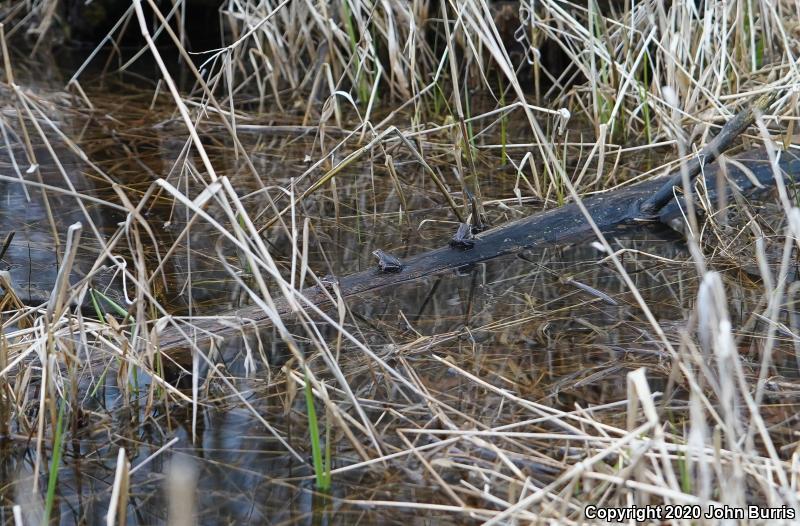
<box><xmin>156</xmin><ymin>147</ymin><xmax>800</xmax><ymax>352</ymax></box>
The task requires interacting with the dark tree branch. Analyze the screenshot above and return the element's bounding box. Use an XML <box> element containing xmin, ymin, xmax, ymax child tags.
<box><xmin>156</xmin><ymin>147</ymin><xmax>800</xmax><ymax>353</ymax></box>
<box><xmin>638</xmin><ymin>92</ymin><xmax>777</xmax><ymax>216</ymax></box>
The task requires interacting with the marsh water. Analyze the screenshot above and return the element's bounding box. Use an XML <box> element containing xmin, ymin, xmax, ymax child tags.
<box><xmin>2</xmin><ymin>48</ymin><xmax>799</xmax><ymax>525</ymax></box>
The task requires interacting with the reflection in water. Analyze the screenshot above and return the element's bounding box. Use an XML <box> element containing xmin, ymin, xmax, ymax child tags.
<box><xmin>0</xmin><ymin>89</ymin><xmax>112</xmax><ymax>304</ymax></box>
<box><xmin>2</xmin><ymin>57</ymin><xmax>798</xmax><ymax>525</ymax></box>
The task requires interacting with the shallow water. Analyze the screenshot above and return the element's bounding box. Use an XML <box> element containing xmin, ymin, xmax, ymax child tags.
<box><xmin>2</xmin><ymin>47</ymin><xmax>800</xmax><ymax>525</ymax></box>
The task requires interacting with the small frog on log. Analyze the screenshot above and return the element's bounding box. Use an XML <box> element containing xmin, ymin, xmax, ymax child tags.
<box><xmin>373</xmin><ymin>249</ymin><xmax>403</xmax><ymax>273</ymax></box>
<box><xmin>449</xmin><ymin>223</ymin><xmax>476</xmax><ymax>250</ymax></box>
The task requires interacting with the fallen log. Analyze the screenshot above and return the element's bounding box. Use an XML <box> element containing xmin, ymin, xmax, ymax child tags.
<box><xmin>155</xmin><ymin>145</ymin><xmax>800</xmax><ymax>352</ymax></box>
<box><xmin>154</xmin><ymin>92</ymin><xmax>785</xmax><ymax>352</ymax></box>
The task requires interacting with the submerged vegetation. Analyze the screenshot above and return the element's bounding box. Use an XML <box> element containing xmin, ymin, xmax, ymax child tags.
<box><xmin>1</xmin><ymin>0</ymin><xmax>800</xmax><ymax>523</ymax></box>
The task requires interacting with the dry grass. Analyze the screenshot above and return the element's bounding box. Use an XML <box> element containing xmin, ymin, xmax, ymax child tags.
<box><xmin>2</xmin><ymin>0</ymin><xmax>800</xmax><ymax>523</ymax></box>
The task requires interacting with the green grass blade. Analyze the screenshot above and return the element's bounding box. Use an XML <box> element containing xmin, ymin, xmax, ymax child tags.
<box><xmin>43</xmin><ymin>400</ymin><xmax>65</xmax><ymax>525</ymax></box>
<box><xmin>304</xmin><ymin>374</ymin><xmax>330</xmax><ymax>492</ymax></box>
